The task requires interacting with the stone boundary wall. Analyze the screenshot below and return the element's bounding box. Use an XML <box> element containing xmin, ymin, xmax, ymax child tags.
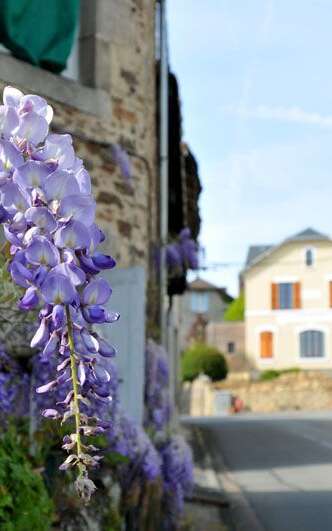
<box><xmin>183</xmin><ymin>371</ymin><xmax>332</xmax><ymax>415</ymax></box>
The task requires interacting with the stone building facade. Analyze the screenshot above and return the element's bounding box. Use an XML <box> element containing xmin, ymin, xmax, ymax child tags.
<box><xmin>0</xmin><ymin>0</ymin><xmax>159</xmax><ymax>421</ymax></box>
<box><xmin>175</xmin><ymin>277</ymin><xmax>233</xmax><ymax>351</ymax></box>
<box><xmin>0</xmin><ymin>0</ymin><xmax>158</xmax><ymax>268</ymax></box>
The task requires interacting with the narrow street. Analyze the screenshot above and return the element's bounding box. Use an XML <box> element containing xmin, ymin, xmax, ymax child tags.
<box><xmin>185</xmin><ymin>412</ymin><xmax>332</xmax><ymax>531</ymax></box>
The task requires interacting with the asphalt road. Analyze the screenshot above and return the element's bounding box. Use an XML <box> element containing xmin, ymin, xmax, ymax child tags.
<box><xmin>186</xmin><ymin>412</ymin><xmax>332</xmax><ymax>531</ymax></box>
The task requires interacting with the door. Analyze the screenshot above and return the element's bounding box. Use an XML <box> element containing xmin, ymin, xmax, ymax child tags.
<box><xmin>260</xmin><ymin>331</ymin><xmax>273</xmax><ymax>358</ymax></box>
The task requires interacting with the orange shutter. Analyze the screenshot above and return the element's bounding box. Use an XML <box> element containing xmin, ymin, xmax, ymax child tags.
<box><xmin>271</xmin><ymin>283</ymin><xmax>278</xmax><ymax>309</ymax></box>
<box><xmin>293</xmin><ymin>282</ymin><xmax>301</xmax><ymax>309</ymax></box>
<box><xmin>260</xmin><ymin>332</ymin><xmax>273</xmax><ymax>358</ymax></box>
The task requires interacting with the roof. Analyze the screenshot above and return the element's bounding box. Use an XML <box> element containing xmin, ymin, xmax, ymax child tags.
<box><xmin>286</xmin><ymin>227</ymin><xmax>330</xmax><ymax>243</ymax></box>
<box><xmin>188</xmin><ymin>278</ymin><xmax>234</xmax><ymax>302</ymax></box>
<box><xmin>246</xmin><ymin>245</ymin><xmax>273</xmax><ymax>267</ymax></box>
<box><xmin>189</xmin><ymin>278</ymin><xmax>221</xmax><ymax>291</ymax></box>
<box><xmin>244</xmin><ymin>227</ymin><xmax>331</xmax><ymax>271</ymax></box>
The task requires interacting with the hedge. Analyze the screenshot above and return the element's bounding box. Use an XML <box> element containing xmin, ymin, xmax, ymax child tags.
<box><xmin>181</xmin><ymin>343</ymin><xmax>228</xmax><ymax>382</ymax></box>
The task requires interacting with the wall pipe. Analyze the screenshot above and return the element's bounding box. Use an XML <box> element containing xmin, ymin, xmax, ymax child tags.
<box><xmin>159</xmin><ymin>0</ymin><xmax>169</xmax><ymax>349</ymax></box>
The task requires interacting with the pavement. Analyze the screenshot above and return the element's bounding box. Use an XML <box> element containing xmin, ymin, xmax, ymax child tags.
<box><xmin>182</xmin><ymin>411</ymin><xmax>332</xmax><ymax>531</ymax></box>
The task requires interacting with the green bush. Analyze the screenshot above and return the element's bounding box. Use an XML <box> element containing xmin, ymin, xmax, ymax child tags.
<box><xmin>181</xmin><ymin>343</ymin><xmax>228</xmax><ymax>382</ymax></box>
<box><xmin>260</xmin><ymin>367</ymin><xmax>300</xmax><ymax>381</ymax></box>
<box><xmin>0</xmin><ymin>427</ymin><xmax>54</xmax><ymax>531</ymax></box>
<box><xmin>259</xmin><ymin>369</ymin><xmax>280</xmax><ymax>381</ymax></box>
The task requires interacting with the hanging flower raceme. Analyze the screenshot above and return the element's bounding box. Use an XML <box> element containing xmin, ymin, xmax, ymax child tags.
<box><xmin>0</xmin><ymin>86</ymin><xmax>119</xmax><ymax>502</ymax></box>
<box><xmin>158</xmin><ymin>434</ymin><xmax>194</xmax><ymax>527</ymax></box>
<box><xmin>144</xmin><ymin>339</ymin><xmax>194</xmax><ymax>526</ymax></box>
<box><xmin>0</xmin><ymin>346</ymin><xmax>29</xmax><ymax>418</ymax></box>
<box><xmin>108</xmin><ymin>413</ymin><xmax>161</xmax><ymax>492</ymax></box>
<box><xmin>165</xmin><ymin>227</ymin><xmax>199</xmax><ymax>275</ymax></box>
<box><xmin>144</xmin><ymin>339</ymin><xmax>171</xmax><ymax>433</ymax></box>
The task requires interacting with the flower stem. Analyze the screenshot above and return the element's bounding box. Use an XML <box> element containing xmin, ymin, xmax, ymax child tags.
<box><xmin>65</xmin><ymin>304</ymin><xmax>84</xmax><ymax>477</ymax></box>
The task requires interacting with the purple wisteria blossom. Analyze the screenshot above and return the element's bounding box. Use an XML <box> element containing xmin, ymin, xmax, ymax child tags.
<box><xmin>32</xmin><ymin>352</ymin><xmax>119</xmax><ymax>430</ymax></box>
<box><xmin>108</xmin><ymin>413</ymin><xmax>161</xmax><ymax>491</ymax></box>
<box><xmin>165</xmin><ymin>227</ymin><xmax>199</xmax><ymax>275</ymax></box>
<box><xmin>144</xmin><ymin>339</ymin><xmax>171</xmax><ymax>433</ymax></box>
<box><xmin>0</xmin><ymin>346</ymin><xmax>29</xmax><ymax>418</ymax></box>
<box><xmin>0</xmin><ymin>85</ymin><xmax>119</xmax><ymax>502</ymax></box>
<box><xmin>158</xmin><ymin>435</ymin><xmax>194</xmax><ymax>528</ymax></box>
<box><xmin>144</xmin><ymin>339</ymin><xmax>194</xmax><ymax>527</ymax></box>
<box><xmin>112</xmin><ymin>143</ymin><xmax>132</xmax><ymax>188</ymax></box>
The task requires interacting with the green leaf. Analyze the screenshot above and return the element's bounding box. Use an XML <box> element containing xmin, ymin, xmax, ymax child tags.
<box><xmin>105</xmin><ymin>451</ymin><xmax>130</xmax><ymax>466</ymax></box>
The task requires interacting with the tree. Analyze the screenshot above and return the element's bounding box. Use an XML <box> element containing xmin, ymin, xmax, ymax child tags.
<box><xmin>224</xmin><ymin>292</ymin><xmax>244</xmax><ymax>321</ymax></box>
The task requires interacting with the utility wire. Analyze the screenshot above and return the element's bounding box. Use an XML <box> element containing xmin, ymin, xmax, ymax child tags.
<box><xmin>198</xmin><ymin>254</ymin><xmax>332</xmax><ymax>271</ymax></box>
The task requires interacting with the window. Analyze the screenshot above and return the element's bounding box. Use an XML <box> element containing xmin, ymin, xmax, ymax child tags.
<box><xmin>191</xmin><ymin>292</ymin><xmax>209</xmax><ymax>313</ymax></box>
<box><xmin>227</xmin><ymin>342</ymin><xmax>235</xmax><ymax>354</ymax></box>
<box><xmin>260</xmin><ymin>331</ymin><xmax>273</xmax><ymax>358</ymax></box>
<box><xmin>300</xmin><ymin>330</ymin><xmax>325</xmax><ymax>358</ymax></box>
<box><xmin>279</xmin><ymin>283</ymin><xmax>293</xmax><ymax>309</ymax></box>
<box><xmin>305</xmin><ymin>248</ymin><xmax>314</xmax><ymax>267</ymax></box>
<box><xmin>0</xmin><ymin>1</ymin><xmax>80</xmax><ymax>75</ymax></box>
<box><xmin>271</xmin><ymin>282</ymin><xmax>301</xmax><ymax>310</ymax></box>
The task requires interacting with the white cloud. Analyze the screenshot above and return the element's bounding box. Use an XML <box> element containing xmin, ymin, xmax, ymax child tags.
<box><xmin>222</xmin><ymin>104</ymin><xmax>332</xmax><ymax>128</ymax></box>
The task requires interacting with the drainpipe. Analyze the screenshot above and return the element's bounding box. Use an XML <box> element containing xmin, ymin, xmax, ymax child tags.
<box><xmin>159</xmin><ymin>0</ymin><xmax>169</xmax><ymax>349</ymax></box>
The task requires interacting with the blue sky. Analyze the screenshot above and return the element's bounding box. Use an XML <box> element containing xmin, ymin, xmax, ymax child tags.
<box><xmin>168</xmin><ymin>0</ymin><xmax>332</xmax><ymax>296</ymax></box>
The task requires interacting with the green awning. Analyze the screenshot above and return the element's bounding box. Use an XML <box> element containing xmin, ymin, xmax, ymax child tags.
<box><xmin>0</xmin><ymin>0</ymin><xmax>80</xmax><ymax>73</ymax></box>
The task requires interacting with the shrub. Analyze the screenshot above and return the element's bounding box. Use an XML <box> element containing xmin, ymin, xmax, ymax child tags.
<box><xmin>259</xmin><ymin>369</ymin><xmax>280</xmax><ymax>381</ymax></box>
<box><xmin>0</xmin><ymin>427</ymin><xmax>54</xmax><ymax>531</ymax></box>
<box><xmin>181</xmin><ymin>343</ymin><xmax>228</xmax><ymax>382</ymax></box>
<box><xmin>260</xmin><ymin>367</ymin><xmax>300</xmax><ymax>381</ymax></box>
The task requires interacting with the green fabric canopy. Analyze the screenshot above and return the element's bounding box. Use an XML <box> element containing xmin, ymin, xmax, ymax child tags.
<box><xmin>0</xmin><ymin>0</ymin><xmax>80</xmax><ymax>73</ymax></box>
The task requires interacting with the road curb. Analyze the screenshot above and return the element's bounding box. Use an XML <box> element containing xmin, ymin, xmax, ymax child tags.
<box><xmin>194</xmin><ymin>426</ymin><xmax>266</xmax><ymax>531</ymax></box>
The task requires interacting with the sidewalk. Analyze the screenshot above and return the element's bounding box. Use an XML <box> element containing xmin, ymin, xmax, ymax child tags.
<box><xmin>181</xmin><ymin>420</ymin><xmax>265</xmax><ymax>531</ymax></box>
<box><xmin>181</xmin><ymin>423</ymin><xmax>232</xmax><ymax>531</ymax></box>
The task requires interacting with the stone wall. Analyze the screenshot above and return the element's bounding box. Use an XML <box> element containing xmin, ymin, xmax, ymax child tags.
<box><xmin>0</xmin><ymin>0</ymin><xmax>158</xmax><ymax>328</ymax></box>
<box><xmin>0</xmin><ymin>0</ymin><xmax>159</xmax><ymax>421</ymax></box>
<box><xmin>207</xmin><ymin>321</ymin><xmax>245</xmax><ymax>356</ymax></box>
<box><xmin>0</xmin><ymin>0</ymin><xmax>159</xmax><ymax>315</ymax></box>
<box><xmin>183</xmin><ymin>371</ymin><xmax>332</xmax><ymax>416</ymax></box>
<box><xmin>215</xmin><ymin>371</ymin><xmax>332</xmax><ymax>413</ymax></box>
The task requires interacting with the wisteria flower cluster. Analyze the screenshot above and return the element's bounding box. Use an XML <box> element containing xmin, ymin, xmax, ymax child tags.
<box><xmin>32</xmin><ymin>353</ymin><xmax>119</xmax><ymax>432</ymax></box>
<box><xmin>145</xmin><ymin>339</ymin><xmax>193</xmax><ymax>529</ymax></box>
<box><xmin>112</xmin><ymin>144</ymin><xmax>132</xmax><ymax>189</ymax></box>
<box><xmin>0</xmin><ymin>346</ymin><xmax>29</xmax><ymax>418</ymax></box>
<box><xmin>158</xmin><ymin>434</ymin><xmax>194</xmax><ymax>527</ymax></box>
<box><xmin>166</xmin><ymin>227</ymin><xmax>199</xmax><ymax>274</ymax></box>
<box><xmin>144</xmin><ymin>339</ymin><xmax>194</xmax><ymax>526</ymax></box>
<box><xmin>108</xmin><ymin>413</ymin><xmax>161</xmax><ymax>492</ymax></box>
<box><xmin>0</xmin><ymin>86</ymin><xmax>119</xmax><ymax>502</ymax></box>
<box><xmin>144</xmin><ymin>339</ymin><xmax>171</xmax><ymax>433</ymax></box>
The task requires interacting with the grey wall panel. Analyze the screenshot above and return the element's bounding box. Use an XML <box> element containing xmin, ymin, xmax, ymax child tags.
<box><xmin>98</xmin><ymin>266</ymin><xmax>146</xmax><ymax>424</ymax></box>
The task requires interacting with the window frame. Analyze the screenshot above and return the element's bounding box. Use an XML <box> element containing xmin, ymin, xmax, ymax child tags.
<box><xmin>190</xmin><ymin>292</ymin><xmax>209</xmax><ymax>314</ymax></box>
<box><xmin>278</xmin><ymin>282</ymin><xmax>293</xmax><ymax>309</ymax></box>
<box><xmin>227</xmin><ymin>341</ymin><xmax>235</xmax><ymax>354</ymax></box>
<box><xmin>299</xmin><ymin>329</ymin><xmax>325</xmax><ymax>359</ymax></box>
<box><xmin>0</xmin><ymin>0</ymin><xmax>111</xmax><ymax>118</ymax></box>
<box><xmin>272</xmin><ymin>280</ymin><xmax>301</xmax><ymax>310</ymax></box>
<box><xmin>296</xmin><ymin>325</ymin><xmax>329</xmax><ymax>361</ymax></box>
<box><xmin>304</xmin><ymin>247</ymin><xmax>315</xmax><ymax>267</ymax></box>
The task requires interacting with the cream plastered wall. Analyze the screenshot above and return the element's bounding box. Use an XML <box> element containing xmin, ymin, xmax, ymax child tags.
<box><xmin>244</xmin><ymin>240</ymin><xmax>332</xmax><ymax>369</ymax></box>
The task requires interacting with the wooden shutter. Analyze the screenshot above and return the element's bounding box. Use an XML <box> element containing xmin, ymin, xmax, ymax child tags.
<box><xmin>271</xmin><ymin>283</ymin><xmax>278</xmax><ymax>309</ymax></box>
<box><xmin>293</xmin><ymin>282</ymin><xmax>301</xmax><ymax>309</ymax></box>
<box><xmin>329</xmin><ymin>281</ymin><xmax>332</xmax><ymax>308</ymax></box>
<box><xmin>260</xmin><ymin>331</ymin><xmax>273</xmax><ymax>358</ymax></box>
